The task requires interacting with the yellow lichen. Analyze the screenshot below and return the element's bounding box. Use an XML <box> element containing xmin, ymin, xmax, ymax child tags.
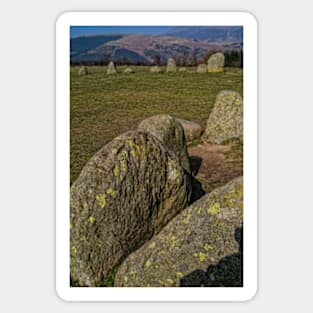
<box><xmin>118</xmin><ymin>150</ymin><xmax>128</xmax><ymax>172</ymax></box>
<box><xmin>96</xmin><ymin>194</ymin><xmax>106</xmax><ymax>208</ymax></box>
<box><xmin>80</xmin><ymin>236</ymin><xmax>86</xmax><ymax>241</ymax></box>
<box><xmin>182</xmin><ymin>212</ymin><xmax>191</xmax><ymax>224</ymax></box>
<box><xmin>113</xmin><ymin>165</ymin><xmax>119</xmax><ymax>177</ymax></box>
<box><xmin>127</xmin><ymin>139</ymin><xmax>135</xmax><ymax>148</ymax></box>
<box><xmin>199</xmin><ymin>252</ymin><xmax>206</xmax><ymax>262</ymax></box>
<box><xmin>124</xmin><ymin>276</ymin><xmax>128</xmax><ymax>283</ymax></box>
<box><xmin>176</xmin><ymin>272</ymin><xmax>183</xmax><ymax>278</ymax></box>
<box><xmin>148</xmin><ymin>242</ymin><xmax>156</xmax><ymax>249</ymax></box>
<box><xmin>145</xmin><ymin>259</ymin><xmax>151</xmax><ymax>268</ymax></box>
<box><xmin>204</xmin><ymin>243</ymin><xmax>213</xmax><ymax>251</ymax></box>
<box><xmin>186</xmin><ymin>229</ymin><xmax>191</xmax><ymax>235</ymax></box>
<box><xmin>168</xmin><ymin>235</ymin><xmax>178</xmax><ymax>249</ymax></box>
<box><xmin>88</xmin><ymin>216</ymin><xmax>96</xmax><ymax>224</ymax></box>
<box><xmin>166</xmin><ymin>278</ymin><xmax>174</xmax><ymax>284</ymax></box>
<box><xmin>71</xmin><ymin>246</ymin><xmax>77</xmax><ymax>255</ymax></box>
<box><xmin>120</xmin><ymin>159</ymin><xmax>127</xmax><ymax>172</ymax></box>
<box><xmin>208</xmin><ymin>202</ymin><xmax>221</xmax><ymax>215</ymax></box>
<box><xmin>106</xmin><ymin>188</ymin><xmax>117</xmax><ymax>198</ymax></box>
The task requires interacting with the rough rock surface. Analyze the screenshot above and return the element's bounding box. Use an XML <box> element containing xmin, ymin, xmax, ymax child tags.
<box><xmin>202</xmin><ymin>90</ymin><xmax>243</xmax><ymax>144</ymax></box>
<box><xmin>166</xmin><ymin>58</ymin><xmax>176</xmax><ymax>73</ymax></box>
<box><xmin>196</xmin><ymin>64</ymin><xmax>207</xmax><ymax>73</ymax></box>
<box><xmin>138</xmin><ymin>115</ymin><xmax>190</xmax><ymax>173</ymax></box>
<box><xmin>176</xmin><ymin>118</ymin><xmax>202</xmax><ymax>142</ymax></box>
<box><xmin>70</xmin><ymin>131</ymin><xmax>191</xmax><ymax>286</ymax></box>
<box><xmin>150</xmin><ymin>66</ymin><xmax>162</xmax><ymax>73</ymax></box>
<box><xmin>115</xmin><ymin>177</ymin><xmax>243</xmax><ymax>287</ymax></box>
<box><xmin>207</xmin><ymin>52</ymin><xmax>225</xmax><ymax>73</ymax></box>
<box><xmin>107</xmin><ymin>61</ymin><xmax>117</xmax><ymax>74</ymax></box>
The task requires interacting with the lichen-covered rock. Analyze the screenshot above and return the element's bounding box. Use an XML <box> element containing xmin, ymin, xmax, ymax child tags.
<box><xmin>150</xmin><ymin>66</ymin><xmax>162</xmax><ymax>73</ymax></box>
<box><xmin>107</xmin><ymin>61</ymin><xmax>117</xmax><ymax>74</ymax></box>
<box><xmin>124</xmin><ymin>67</ymin><xmax>134</xmax><ymax>74</ymax></box>
<box><xmin>166</xmin><ymin>58</ymin><xmax>176</xmax><ymax>73</ymax></box>
<box><xmin>78</xmin><ymin>66</ymin><xmax>88</xmax><ymax>75</ymax></box>
<box><xmin>207</xmin><ymin>52</ymin><xmax>225</xmax><ymax>73</ymax></box>
<box><xmin>138</xmin><ymin>115</ymin><xmax>190</xmax><ymax>173</ymax></box>
<box><xmin>176</xmin><ymin>118</ymin><xmax>202</xmax><ymax>142</ymax></box>
<box><xmin>115</xmin><ymin>177</ymin><xmax>243</xmax><ymax>287</ymax></box>
<box><xmin>202</xmin><ymin>90</ymin><xmax>243</xmax><ymax>144</ymax></box>
<box><xmin>196</xmin><ymin>64</ymin><xmax>207</xmax><ymax>73</ymax></box>
<box><xmin>70</xmin><ymin>131</ymin><xmax>191</xmax><ymax>286</ymax></box>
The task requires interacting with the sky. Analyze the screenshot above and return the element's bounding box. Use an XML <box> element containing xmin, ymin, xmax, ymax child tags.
<box><xmin>70</xmin><ymin>26</ymin><xmax>174</xmax><ymax>38</ymax></box>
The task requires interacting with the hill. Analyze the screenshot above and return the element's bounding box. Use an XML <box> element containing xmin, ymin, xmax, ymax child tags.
<box><xmin>163</xmin><ymin>26</ymin><xmax>243</xmax><ymax>42</ymax></box>
<box><xmin>70</xmin><ymin>34</ymin><xmax>242</xmax><ymax>65</ymax></box>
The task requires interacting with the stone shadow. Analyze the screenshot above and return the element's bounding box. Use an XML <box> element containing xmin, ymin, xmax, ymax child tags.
<box><xmin>180</xmin><ymin>227</ymin><xmax>243</xmax><ymax>287</ymax></box>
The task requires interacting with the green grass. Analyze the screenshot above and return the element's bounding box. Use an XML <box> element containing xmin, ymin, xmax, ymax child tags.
<box><xmin>70</xmin><ymin>65</ymin><xmax>243</xmax><ymax>185</ymax></box>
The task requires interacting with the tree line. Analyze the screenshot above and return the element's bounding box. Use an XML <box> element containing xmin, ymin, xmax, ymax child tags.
<box><xmin>71</xmin><ymin>49</ymin><xmax>243</xmax><ymax>68</ymax></box>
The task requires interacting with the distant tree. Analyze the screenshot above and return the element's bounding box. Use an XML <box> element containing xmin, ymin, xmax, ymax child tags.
<box><xmin>224</xmin><ymin>50</ymin><xmax>242</xmax><ymax>68</ymax></box>
<box><xmin>191</xmin><ymin>50</ymin><xmax>198</xmax><ymax>66</ymax></box>
<box><xmin>153</xmin><ymin>55</ymin><xmax>161</xmax><ymax>66</ymax></box>
<box><xmin>202</xmin><ymin>49</ymin><xmax>219</xmax><ymax>64</ymax></box>
<box><xmin>117</xmin><ymin>57</ymin><xmax>132</xmax><ymax>66</ymax></box>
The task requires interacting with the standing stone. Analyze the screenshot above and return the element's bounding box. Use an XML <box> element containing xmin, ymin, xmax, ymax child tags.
<box><xmin>107</xmin><ymin>61</ymin><xmax>117</xmax><ymax>74</ymax></box>
<box><xmin>196</xmin><ymin>64</ymin><xmax>207</xmax><ymax>73</ymax></box>
<box><xmin>202</xmin><ymin>90</ymin><xmax>243</xmax><ymax>144</ymax></box>
<box><xmin>176</xmin><ymin>118</ymin><xmax>202</xmax><ymax>142</ymax></box>
<box><xmin>150</xmin><ymin>66</ymin><xmax>162</xmax><ymax>73</ymax></box>
<box><xmin>166</xmin><ymin>58</ymin><xmax>176</xmax><ymax>73</ymax></box>
<box><xmin>179</xmin><ymin>67</ymin><xmax>187</xmax><ymax>72</ymax></box>
<box><xmin>78</xmin><ymin>65</ymin><xmax>88</xmax><ymax>75</ymax></box>
<box><xmin>207</xmin><ymin>52</ymin><xmax>225</xmax><ymax>73</ymax></box>
<box><xmin>115</xmin><ymin>177</ymin><xmax>243</xmax><ymax>287</ymax></box>
<box><xmin>70</xmin><ymin>131</ymin><xmax>191</xmax><ymax>286</ymax></box>
<box><xmin>124</xmin><ymin>67</ymin><xmax>134</xmax><ymax>74</ymax></box>
<box><xmin>138</xmin><ymin>115</ymin><xmax>190</xmax><ymax>173</ymax></box>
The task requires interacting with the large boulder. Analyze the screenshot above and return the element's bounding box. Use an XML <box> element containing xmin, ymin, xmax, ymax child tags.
<box><xmin>107</xmin><ymin>61</ymin><xmax>117</xmax><ymax>74</ymax></box>
<box><xmin>176</xmin><ymin>118</ymin><xmax>202</xmax><ymax>142</ymax></box>
<box><xmin>207</xmin><ymin>52</ymin><xmax>225</xmax><ymax>73</ymax></box>
<box><xmin>138</xmin><ymin>114</ymin><xmax>190</xmax><ymax>173</ymax></box>
<box><xmin>196</xmin><ymin>64</ymin><xmax>207</xmax><ymax>73</ymax></box>
<box><xmin>202</xmin><ymin>90</ymin><xmax>243</xmax><ymax>144</ymax></box>
<box><xmin>166</xmin><ymin>58</ymin><xmax>176</xmax><ymax>73</ymax></box>
<box><xmin>115</xmin><ymin>177</ymin><xmax>243</xmax><ymax>287</ymax></box>
<box><xmin>70</xmin><ymin>131</ymin><xmax>191</xmax><ymax>286</ymax></box>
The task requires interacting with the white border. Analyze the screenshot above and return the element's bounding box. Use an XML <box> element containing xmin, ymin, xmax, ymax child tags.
<box><xmin>56</xmin><ymin>11</ymin><xmax>258</xmax><ymax>302</ymax></box>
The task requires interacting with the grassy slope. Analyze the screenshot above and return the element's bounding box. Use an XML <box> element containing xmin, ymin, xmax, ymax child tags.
<box><xmin>70</xmin><ymin>66</ymin><xmax>243</xmax><ymax>185</ymax></box>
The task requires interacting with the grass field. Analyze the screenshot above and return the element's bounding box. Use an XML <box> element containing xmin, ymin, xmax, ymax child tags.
<box><xmin>70</xmin><ymin>65</ymin><xmax>243</xmax><ymax>185</ymax></box>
